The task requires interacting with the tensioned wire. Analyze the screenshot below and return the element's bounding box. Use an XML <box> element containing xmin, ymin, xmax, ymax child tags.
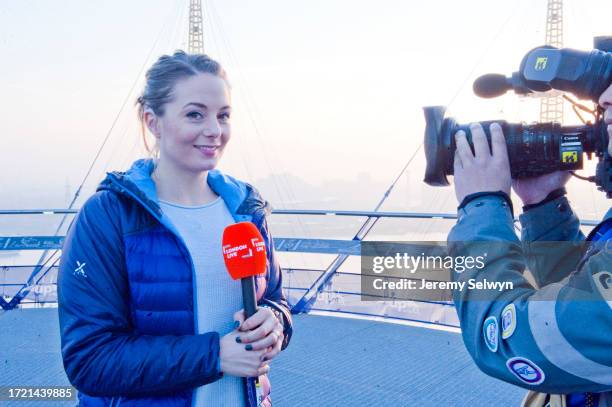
<box><xmin>100</xmin><ymin>0</ymin><xmax>188</xmax><ymax>176</ymax></box>
<box><xmin>412</xmin><ymin>0</ymin><xmax>529</xmax><ymax>240</ymax></box>
<box><xmin>17</xmin><ymin>1</ymin><xmax>184</xmax><ymax>306</ymax></box>
<box><xmin>206</xmin><ymin>0</ymin><xmax>313</xmax><ymax>269</ymax></box>
<box><xmin>207</xmin><ymin>1</ymin><xmax>304</xmax><ymax>211</ymax></box>
<box><xmin>352</xmin><ymin>0</ymin><xmax>527</xmax><ymax>243</ymax></box>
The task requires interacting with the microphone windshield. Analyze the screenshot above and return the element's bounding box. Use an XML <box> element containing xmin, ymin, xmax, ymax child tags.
<box><xmin>473</xmin><ymin>73</ymin><xmax>511</xmax><ymax>98</ymax></box>
<box><xmin>222</xmin><ymin>222</ymin><xmax>267</xmax><ymax>280</ymax></box>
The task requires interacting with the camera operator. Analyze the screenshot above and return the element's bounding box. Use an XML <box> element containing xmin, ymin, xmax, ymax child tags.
<box><xmin>447</xmin><ymin>84</ymin><xmax>612</xmax><ymax>406</ymax></box>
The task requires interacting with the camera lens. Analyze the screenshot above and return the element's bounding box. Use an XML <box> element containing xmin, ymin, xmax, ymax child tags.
<box><xmin>422</xmin><ymin>107</ymin><xmax>607</xmax><ymax>186</ymax></box>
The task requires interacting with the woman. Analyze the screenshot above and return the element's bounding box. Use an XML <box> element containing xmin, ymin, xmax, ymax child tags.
<box><xmin>58</xmin><ymin>51</ymin><xmax>293</xmax><ymax>407</ymax></box>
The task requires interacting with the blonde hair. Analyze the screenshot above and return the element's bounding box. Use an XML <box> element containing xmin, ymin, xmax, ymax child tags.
<box><xmin>135</xmin><ymin>50</ymin><xmax>229</xmax><ymax>158</ymax></box>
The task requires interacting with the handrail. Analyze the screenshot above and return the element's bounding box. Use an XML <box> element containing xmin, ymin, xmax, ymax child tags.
<box><xmin>0</xmin><ymin>209</ymin><xmax>78</xmax><ymax>215</ymax></box>
<box><xmin>0</xmin><ymin>207</ymin><xmax>602</xmax><ymax>226</ymax></box>
<box><xmin>0</xmin><ymin>207</ymin><xmax>604</xmax><ymax>312</ymax></box>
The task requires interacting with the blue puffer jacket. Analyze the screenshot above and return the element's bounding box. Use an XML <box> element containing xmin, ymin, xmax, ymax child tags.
<box><xmin>58</xmin><ymin>158</ymin><xmax>293</xmax><ymax>407</ymax></box>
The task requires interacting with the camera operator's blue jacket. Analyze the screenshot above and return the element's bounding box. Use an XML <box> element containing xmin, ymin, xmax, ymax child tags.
<box><xmin>58</xmin><ymin>158</ymin><xmax>293</xmax><ymax>407</ymax></box>
<box><xmin>448</xmin><ymin>195</ymin><xmax>612</xmax><ymax>405</ymax></box>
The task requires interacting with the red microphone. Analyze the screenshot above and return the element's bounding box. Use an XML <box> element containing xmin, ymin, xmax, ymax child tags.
<box><xmin>222</xmin><ymin>222</ymin><xmax>268</xmax><ymax>405</ymax></box>
<box><xmin>222</xmin><ymin>222</ymin><xmax>267</xmax><ymax>319</ymax></box>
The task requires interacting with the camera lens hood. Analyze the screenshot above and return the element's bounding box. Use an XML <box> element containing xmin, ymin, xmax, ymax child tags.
<box><xmin>423</xmin><ymin>106</ymin><xmax>450</xmax><ymax>186</ymax></box>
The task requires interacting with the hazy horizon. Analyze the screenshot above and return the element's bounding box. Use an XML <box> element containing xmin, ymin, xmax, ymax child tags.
<box><xmin>2</xmin><ymin>0</ymin><xmax>611</xmax><ymax>222</ymax></box>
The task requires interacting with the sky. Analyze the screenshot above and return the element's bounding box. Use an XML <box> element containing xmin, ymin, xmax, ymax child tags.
<box><xmin>1</xmin><ymin>0</ymin><xmax>611</xmax><ymax>219</ymax></box>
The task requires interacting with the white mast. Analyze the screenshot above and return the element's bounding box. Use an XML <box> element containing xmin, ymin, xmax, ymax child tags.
<box><xmin>540</xmin><ymin>0</ymin><xmax>564</xmax><ymax>123</ymax></box>
<box><xmin>188</xmin><ymin>0</ymin><xmax>204</xmax><ymax>54</ymax></box>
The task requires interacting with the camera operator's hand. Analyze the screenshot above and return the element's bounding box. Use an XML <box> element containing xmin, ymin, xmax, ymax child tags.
<box><xmin>512</xmin><ymin>171</ymin><xmax>570</xmax><ymax>206</ymax></box>
<box><xmin>453</xmin><ymin>123</ymin><xmax>511</xmax><ymax>203</ymax></box>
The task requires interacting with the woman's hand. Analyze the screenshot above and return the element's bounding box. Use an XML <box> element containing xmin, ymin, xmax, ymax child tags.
<box><xmin>608</xmin><ymin>124</ymin><xmax>612</xmax><ymax>156</ymax></box>
<box><xmin>233</xmin><ymin>308</ymin><xmax>284</xmax><ymax>363</ymax></box>
<box><xmin>608</xmin><ymin>123</ymin><xmax>612</xmax><ymax>156</ymax></box>
<box><xmin>219</xmin><ymin>330</ymin><xmax>269</xmax><ymax>378</ymax></box>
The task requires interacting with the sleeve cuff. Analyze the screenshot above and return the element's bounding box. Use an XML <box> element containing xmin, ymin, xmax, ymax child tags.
<box><xmin>519</xmin><ymin>195</ymin><xmax>578</xmax><ymax>241</ymax></box>
<box><xmin>259</xmin><ymin>301</ymin><xmax>292</xmax><ymax>350</ymax></box>
<box><xmin>522</xmin><ymin>187</ymin><xmax>567</xmax><ymax>212</ymax></box>
<box><xmin>458</xmin><ymin>191</ymin><xmax>514</xmax><ymax>217</ymax></box>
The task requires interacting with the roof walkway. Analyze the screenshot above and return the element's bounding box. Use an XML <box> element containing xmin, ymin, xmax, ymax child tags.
<box><xmin>0</xmin><ymin>309</ymin><xmax>524</xmax><ymax>406</ymax></box>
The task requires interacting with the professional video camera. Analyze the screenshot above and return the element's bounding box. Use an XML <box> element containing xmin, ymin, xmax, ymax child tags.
<box><xmin>423</xmin><ymin>36</ymin><xmax>612</xmax><ymax>198</ymax></box>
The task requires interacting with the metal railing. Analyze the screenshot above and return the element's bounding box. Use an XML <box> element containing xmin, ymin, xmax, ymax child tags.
<box><xmin>0</xmin><ymin>208</ymin><xmax>603</xmax><ymax>325</ymax></box>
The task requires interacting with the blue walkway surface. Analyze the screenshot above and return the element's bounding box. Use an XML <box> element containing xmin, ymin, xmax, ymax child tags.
<box><xmin>0</xmin><ymin>309</ymin><xmax>524</xmax><ymax>406</ymax></box>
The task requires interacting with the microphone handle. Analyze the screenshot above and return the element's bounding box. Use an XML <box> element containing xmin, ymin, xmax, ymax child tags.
<box><xmin>240</xmin><ymin>276</ymin><xmax>264</xmax><ymax>406</ymax></box>
<box><xmin>241</xmin><ymin>276</ymin><xmax>258</xmax><ymax>318</ymax></box>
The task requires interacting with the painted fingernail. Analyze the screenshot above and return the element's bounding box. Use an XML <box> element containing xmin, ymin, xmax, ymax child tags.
<box><xmin>235</xmin><ymin>336</ymin><xmax>242</xmax><ymax>343</ymax></box>
<box><xmin>233</xmin><ymin>321</ymin><xmax>240</xmax><ymax>329</ymax></box>
<box><xmin>262</xmin><ymin>356</ymin><xmax>269</xmax><ymax>362</ymax></box>
<box><xmin>245</xmin><ymin>344</ymin><xmax>253</xmax><ymax>351</ymax></box>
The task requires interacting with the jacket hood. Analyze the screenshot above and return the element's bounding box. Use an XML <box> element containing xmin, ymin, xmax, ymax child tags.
<box><xmin>97</xmin><ymin>158</ymin><xmax>269</xmax><ymax>221</ymax></box>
